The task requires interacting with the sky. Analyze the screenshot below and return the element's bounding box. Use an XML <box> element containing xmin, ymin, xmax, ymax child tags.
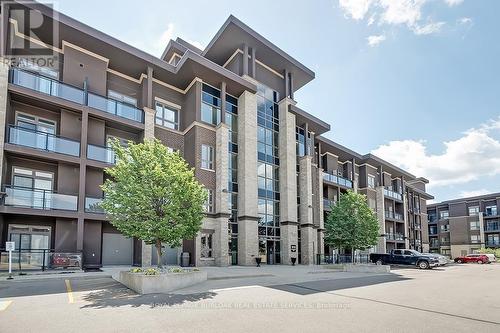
<box><xmin>55</xmin><ymin>0</ymin><xmax>500</xmax><ymax>203</ymax></box>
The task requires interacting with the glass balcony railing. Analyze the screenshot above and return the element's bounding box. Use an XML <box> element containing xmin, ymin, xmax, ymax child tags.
<box><xmin>384</xmin><ymin>187</ymin><xmax>403</xmax><ymax>201</ymax></box>
<box><xmin>10</xmin><ymin>68</ymin><xmax>144</xmax><ymax>123</ymax></box>
<box><xmin>85</xmin><ymin>197</ymin><xmax>104</xmax><ymax>214</ymax></box>
<box><xmin>322</xmin><ymin>172</ymin><xmax>353</xmax><ymax>188</ymax></box>
<box><xmin>486</xmin><ymin>240</ymin><xmax>500</xmax><ymax>247</ymax></box>
<box><xmin>384</xmin><ymin>211</ymin><xmax>404</xmax><ymax>221</ymax></box>
<box><xmin>87</xmin><ymin>92</ymin><xmax>143</xmax><ymax>123</ymax></box>
<box><xmin>323</xmin><ymin>198</ymin><xmax>336</xmax><ymax>209</ymax></box>
<box><xmin>3</xmin><ymin>186</ymin><xmax>78</xmax><ymax>211</ymax></box>
<box><xmin>10</xmin><ymin>67</ymin><xmax>84</xmax><ymax>104</ymax></box>
<box><xmin>485</xmin><ymin>222</ymin><xmax>500</xmax><ymax>232</ymax></box>
<box><xmin>8</xmin><ymin>125</ymin><xmax>80</xmax><ymax>157</ymax></box>
<box><xmin>87</xmin><ymin>144</ymin><xmax>116</xmax><ymax>164</ymax></box>
<box><xmin>385</xmin><ymin>233</ymin><xmax>405</xmax><ymax>241</ymax></box>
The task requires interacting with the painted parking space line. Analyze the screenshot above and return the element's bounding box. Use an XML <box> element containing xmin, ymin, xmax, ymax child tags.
<box><xmin>65</xmin><ymin>279</ymin><xmax>74</xmax><ymax>304</ymax></box>
<box><xmin>0</xmin><ymin>300</ymin><xmax>12</xmax><ymax>311</ymax></box>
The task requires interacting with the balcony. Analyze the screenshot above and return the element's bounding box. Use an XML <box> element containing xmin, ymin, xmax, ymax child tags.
<box><xmin>485</xmin><ymin>221</ymin><xmax>500</xmax><ymax>232</ymax></box>
<box><xmin>323</xmin><ymin>198</ymin><xmax>336</xmax><ymax>210</ymax></box>
<box><xmin>87</xmin><ymin>144</ymin><xmax>116</xmax><ymax>164</ymax></box>
<box><xmin>486</xmin><ymin>240</ymin><xmax>500</xmax><ymax>247</ymax></box>
<box><xmin>385</xmin><ymin>233</ymin><xmax>405</xmax><ymax>241</ymax></box>
<box><xmin>430</xmin><ymin>241</ymin><xmax>439</xmax><ymax>248</ymax></box>
<box><xmin>385</xmin><ymin>211</ymin><xmax>404</xmax><ymax>221</ymax></box>
<box><xmin>3</xmin><ymin>186</ymin><xmax>78</xmax><ymax>211</ymax></box>
<box><xmin>7</xmin><ymin>125</ymin><xmax>80</xmax><ymax>157</ymax></box>
<box><xmin>322</xmin><ymin>172</ymin><xmax>353</xmax><ymax>188</ymax></box>
<box><xmin>384</xmin><ymin>187</ymin><xmax>403</xmax><ymax>201</ymax></box>
<box><xmin>85</xmin><ymin>197</ymin><xmax>104</xmax><ymax>214</ymax></box>
<box><xmin>10</xmin><ymin>68</ymin><xmax>144</xmax><ymax>124</ymax></box>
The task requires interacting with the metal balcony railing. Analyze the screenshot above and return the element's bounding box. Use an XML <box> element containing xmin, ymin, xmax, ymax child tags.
<box><xmin>7</xmin><ymin>125</ymin><xmax>80</xmax><ymax>157</ymax></box>
<box><xmin>3</xmin><ymin>185</ymin><xmax>78</xmax><ymax>211</ymax></box>
<box><xmin>10</xmin><ymin>68</ymin><xmax>144</xmax><ymax>123</ymax></box>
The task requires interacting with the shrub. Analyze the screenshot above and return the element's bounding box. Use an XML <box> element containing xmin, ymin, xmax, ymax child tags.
<box><xmin>169</xmin><ymin>267</ymin><xmax>185</xmax><ymax>273</ymax></box>
<box><xmin>144</xmin><ymin>268</ymin><xmax>159</xmax><ymax>275</ymax></box>
<box><xmin>130</xmin><ymin>268</ymin><xmax>143</xmax><ymax>273</ymax></box>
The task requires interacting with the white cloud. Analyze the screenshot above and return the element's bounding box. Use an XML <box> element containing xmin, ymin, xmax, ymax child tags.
<box><xmin>445</xmin><ymin>0</ymin><xmax>464</xmax><ymax>6</ymax></box>
<box><xmin>458</xmin><ymin>189</ymin><xmax>490</xmax><ymax>198</ymax></box>
<box><xmin>367</xmin><ymin>14</ymin><xmax>376</xmax><ymax>26</ymax></box>
<box><xmin>156</xmin><ymin>23</ymin><xmax>175</xmax><ymax>53</ymax></box>
<box><xmin>412</xmin><ymin>21</ymin><xmax>446</xmax><ymax>35</ymax></box>
<box><xmin>371</xmin><ymin>117</ymin><xmax>500</xmax><ymax>188</ymax></box>
<box><xmin>458</xmin><ymin>17</ymin><xmax>473</xmax><ymax>25</ymax></box>
<box><xmin>367</xmin><ymin>34</ymin><xmax>386</xmax><ymax>46</ymax></box>
<box><xmin>379</xmin><ymin>0</ymin><xmax>425</xmax><ymax>26</ymax></box>
<box><xmin>339</xmin><ymin>0</ymin><xmax>375</xmax><ymax>20</ymax></box>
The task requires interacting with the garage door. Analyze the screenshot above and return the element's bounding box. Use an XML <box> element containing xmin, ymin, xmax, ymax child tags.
<box><xmin>102</xmin><ymin>233</ymin><xmax>133</xmax><ymax>265</ymax></box>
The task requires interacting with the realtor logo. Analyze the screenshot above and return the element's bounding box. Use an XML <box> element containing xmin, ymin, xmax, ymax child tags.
<box><xmin>1</xmin><ymin>1</ymin><xmax>59</xmax><ymax>67</ymax></box>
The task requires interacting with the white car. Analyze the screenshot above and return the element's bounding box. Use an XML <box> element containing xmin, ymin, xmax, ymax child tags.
<box><xmin>422</xmin><ymin>253</ymin><xmax>449</xmax><ymax>266</ymax></box>
<box><xmin>484</xmin><ymin>254</ymin><xmax>496</xmax><ymax>263</ymax></box>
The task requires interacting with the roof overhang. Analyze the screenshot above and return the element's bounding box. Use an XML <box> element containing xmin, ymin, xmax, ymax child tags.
<box><xmin>317</xmin><ymin>136</ymin><xmax>363</xmax><ymax>161</ymax></box>
<box><xmin>203</xmin><ymin>15</ymin><xmax>315</xmax><ymax>92</ymax></box>
<box><xmin>290</xmin><ymin>104</ymin><xmax>330</xmax><ymax>135</ymax></box>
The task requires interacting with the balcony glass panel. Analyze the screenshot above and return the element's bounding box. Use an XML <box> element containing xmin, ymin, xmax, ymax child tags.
<box><xmin>383</xmin><ymin>187</ymin><xmax>403</xmax><ymax>200</ymax></box>
<box><xmin>8</xmin><ymin>126</ymin><xmax>80</xmax><ymax>157</ymax></box>
<box><xmin>11</xmin><ymin>68</ymin><xmax>84</xmax><ymax>104</ymax></box>
<box><xmin>322</xmin><ymin>172</ymin><xmax>353</xmax><ymax>188</ymax></box>
<box><xmin>87</xmin><ymin>144</ymin><xmax>116</xmax><ymax>164</ymax></box>
<box><xmin>87</xmin><ymin>93</ymin><xmax>143</xmax><ymax>123</ymax></box>
<box><xmin>4</xmin><ymin>186</ymin><xmax>77</xmax><ymax>211</ymax></box>
<box><xmin>85</xmin><ymin>197</ymin><xmax>104</xmax><ymax>214</ymax></box>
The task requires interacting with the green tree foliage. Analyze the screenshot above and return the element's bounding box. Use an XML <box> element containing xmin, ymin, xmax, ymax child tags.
<box><xmin>100</xmin><ymin>139</ymin><xmax>206</xmax><ymax>268</ymax></box>
<box><xmin>324</xmin><ymin>191</ymin><xmax>380</xmax><ymax>258</ymax></box>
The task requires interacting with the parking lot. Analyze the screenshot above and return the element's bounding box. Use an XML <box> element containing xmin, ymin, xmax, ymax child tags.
<box><xmin>0</xmin><ymin>263</ymin><xmax>499</xmax><ymax>333</ymax></box>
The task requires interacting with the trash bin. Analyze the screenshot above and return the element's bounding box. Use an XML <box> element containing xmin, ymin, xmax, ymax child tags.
<box><xmin>181</xmin><ymin>252</ymin><xmax>190</xmax><ymax>267</ymax></box>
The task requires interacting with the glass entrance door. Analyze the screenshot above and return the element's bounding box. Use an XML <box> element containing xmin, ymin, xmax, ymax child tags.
<box><xmin>8</xmin><ymin>225</ymin><xmax>51</xmax><ymax>268</ymax></box>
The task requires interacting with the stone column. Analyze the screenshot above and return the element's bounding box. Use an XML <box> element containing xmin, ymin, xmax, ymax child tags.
<box><xmin>376</xmin><ymin>186</ymin><xmax>386</xmax><ymax>253</ymax></box>
<box><xmin>237</xmin><ymin>90</ymin><xmax>259</xmax><ymax>265</ymax></box>
<box><xmin>140</xmin><ymin>106</ymin><xmax>156</xmax><ymax>267</ymax></box>
<box><xmin>278</xmin><ymin>98</ymin><xmax>298</xmax><ymax>265</ymax></box>
<box><xmin>214</xmin><ymin>123</ymin><xmax>230</xmax><ymax>266</ymax></box>
<box><xmin>0</xmin><ymin>61</ymin><xmax>8</xmax><ymax>181</ymax></box>
<box><xmin>403</xmin><ymin>190</ymin><xmax>410</xmax><ymax>248</ymax></box>
<box><xmin>299</xmin><ymin>155</ymin><xmax>315</xmax><ymax>264</ymax></box>
<box><xmin>317</xmin><ymin>167</ymin><xmax>325</xmax><ymax>258</ymax></box>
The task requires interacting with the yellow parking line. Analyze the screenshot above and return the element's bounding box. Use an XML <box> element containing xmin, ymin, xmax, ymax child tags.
<box><xmin>0</xmin><ymin>300</ymin><xmax>12</xmax><ymax>311</ymax></box>
<box><xmin>65</xmin><ymin>279</ymin><xmax>74</xmax><ymax>304</ymax></box>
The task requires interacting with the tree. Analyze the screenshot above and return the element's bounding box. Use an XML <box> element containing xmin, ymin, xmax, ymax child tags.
<box><xmin>324</xmin><ymin>191</ymin><xmax>379</xmax><ymax>262</ymax></box>
<box><xmin>100</xmin><ymin>139</ymin><xmax>207</xmax><ymax>268</ymax></box>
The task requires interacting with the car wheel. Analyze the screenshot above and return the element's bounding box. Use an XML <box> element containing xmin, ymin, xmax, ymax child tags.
<box><xmin>477</xmin><ymin>260</ymin><xmax>483</xmax><ymax>264</ymax></box>
<box><xmin>376</xmin><ymin>259</ymin><xmax>383</xmax><ymax>265</ymax></box>
<box><xmin>418</xmin><ymin>261</ymin><xmax>430</xmax><ymax>269</ymax></box>
<box><xmin>456</xmin><ymin>259</ymin><xmax>463</xmax><ymax>264</ymax></box>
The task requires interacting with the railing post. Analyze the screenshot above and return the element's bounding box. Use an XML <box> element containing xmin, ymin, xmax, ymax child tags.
<box><xmin>42</xmin><ymin>250</ymin><xmax>46</xmax><ymax>271</ymax></box>
<box><xmin>83</xmin><ymin>77</ymin><xmax>89</xmax><ymax>106</ymax></box>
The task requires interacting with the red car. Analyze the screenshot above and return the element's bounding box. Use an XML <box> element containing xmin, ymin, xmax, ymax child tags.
<box><xmin>454</xmin><ymin>254</ymin><xmax>490</xmax><ymax>264</ymax></box>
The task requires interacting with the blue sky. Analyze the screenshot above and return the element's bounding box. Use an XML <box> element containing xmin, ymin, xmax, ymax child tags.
<box><xmin>56</xmin><ymin>0</ymin><xmax>500</xmax><ymax>202</ymax></box>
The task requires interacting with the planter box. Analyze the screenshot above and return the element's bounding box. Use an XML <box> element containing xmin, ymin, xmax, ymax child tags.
<box><xmin>116</xmin><ymin>270</ymin><xmax>207</xmax><ymax>294</ymax></box>
<box><xmin>342</xmin><ymin>264</ymin><xmax>390</xmax><ymax>273</ymax></box>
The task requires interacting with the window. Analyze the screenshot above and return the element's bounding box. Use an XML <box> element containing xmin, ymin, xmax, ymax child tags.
<box><xmin>368</xmin><ymin>175</ymin><xmax>376</xmax><ymax>188</ymax></box>
<box><xmin>204</xmin><ymin>189</ymin><xmax>214</xmax><ymax>213</ymax></box>
<box><xmin>201</xmin><ymin>145</ymin><xmax>214</xmax><ymax>170</ymax></box>
<box><xmin>485</xmin><ymin>205</ymin><xmax>498</xmax><ymax>216</ymax></box>
<box><xmin>200</xmin><ymin>233</ymin><xmax>213</xmax><ymax>258</ymax></box>
<box><xmin>108</xmin><ymin>90</ymin><xmax>137</xmax><ymax>107</ymax></box>
<box><xmin>441</xmin><ymin>249</ymin><xmax>451</xmax><ymax>256</ymax></box>
<box><xmin>440</xmin><ymin>224</ymin><xmax>450</xmax><ymax>232</ymax></box>
<box><xmin>468</xmin><ymin>206</ymin><xmax>480</xmax><ymax>216</ymax></box>
<box><xmin>439</xmin><ymin>210</ymin><xmax>449</xmax><ymax>219</ymax></box>
<box><xmin>155</xmin><ymin>102</ymin><xmax>179</xmax><ymax>130</ymax></box>
<box><xmin>470</xmin><ymin>235</ymin><xmax>480</xmax><ymax>244</ymax></box>
<box><xmin>201</xmin><ymin>84</ymin><xmax>221</xmax><ymax>126</ymax></box>
<box><xmin>12</xmin><ymin>167</ymin><xmax>53</xmax><ymax>191</ymax></box>
<box><xmin>368</xmin><ymin>198</ymin><xmax>376</xmax><ymax>211</ymax></box>
<box><xmin>470</xmin><ymin>221</ymin><xmax>480</xmax><ymax>231</ymax></box>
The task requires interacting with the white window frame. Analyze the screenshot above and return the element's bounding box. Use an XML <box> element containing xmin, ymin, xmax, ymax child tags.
<box><xmin>108</xmin><ymin>90</ymin><xmax>137</xmax><ymax>107</ymax></box>
<box><xmin>201</xmin><ymin>144</ymin><xmax>214</xmax><ymax>171</ymax></box>
<box><xmin>470</xmin><ymin>234</ymin><xmax>480</xmax><ymax>244</ymax></box>
<box><xmin>15</xmin><ymin>111</ymin><xmax>57</xmax><ymax>133</ymax></box>
<box><xmin>204</xmin><ymin>189</ymin><xmax>214</xmax><ymax>213</ymax></box>
<box><xmin>469</xmin><ymin>221</ymin><xmax>480</xmax><ymax>231</ymax></box>
<box><xmin>368</xmin><ymin>175</ymin><xmax>376</xmax><ymax>188</ymax></box>
<box><xmin>468</xmin><ymin>206</ymin><xmax>480</xmax><ymax>216</ymax></box>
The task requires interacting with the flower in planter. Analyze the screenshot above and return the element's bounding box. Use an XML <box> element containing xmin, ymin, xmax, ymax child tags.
<box><xmin>130</xmin><ymin>268</ymin><xmax>143</xmax><ymax>273</ymax></box>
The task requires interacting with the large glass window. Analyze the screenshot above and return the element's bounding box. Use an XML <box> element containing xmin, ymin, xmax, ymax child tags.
<box><xmin>468</xmin><ymin>206</ymin><xmax>480</xmax><ymax>216</ymax></box>
<box><xmin>439</xmin><ymin>210</ymin><xmax>449</xmax><ymax>219</ymax></box>
<box><xmin>470</xmin><ymin>221</ymin><xmax>480</xmax><ymax>230</ymax></box>
<box><xmin>155</xmin><ymin>101</ymin><xmax>179</xmax><ymax>130</ymax></box>
<box><xmin>485</xmin><ymin>205</ymin><xmax>497</xmax><ymax>216</ymax></box>
<box><xmin>368</xmin><ymin>175</ymin><xmax>376</xmax><ymax>188</ymax></box>
<box><xmin>201</xmin><ymin>84</ymin><xmax>221</xmax><ymax>125</ymax></box>
<box><xmin>200</xmin><ymin>233</ymin><xmax>213</xmax><ymax>258</ymax></box>
<box><xmin>108</xmin><ymin>90</ymin><xmax>137</xmax><ymax>107</ymax></box>
<box><xmin>201</xmin><ymin>144</ymin><xmax>214</xmax><ymax>170</ymax></box>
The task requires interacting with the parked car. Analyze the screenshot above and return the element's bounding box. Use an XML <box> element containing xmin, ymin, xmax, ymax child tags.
<box><xmin>369</xmin><ymin>249</ymin><xmax>439</xmax><ymax>269</ymax></box>
<box><xmin>422</xmin><ymin>253</ymin><xmax>449</xmax><ymax>266</ymax></box>
<box><xmin>454</xmin><ymin>254</ymin><xmax>490</xmax><ymax>264</ymax></box>
<box><xmin>483</xmin><ymin>254</ymin><xmax>496</xmax><ymax>263</ymax></box>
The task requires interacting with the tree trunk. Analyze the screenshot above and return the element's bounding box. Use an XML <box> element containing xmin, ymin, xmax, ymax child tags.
<box><xmin>351</xmin><ymin>247</ymin><xmax>355</xmax><ymax>264</ymax></box>
<box><xmin>155</xmin><ymin>239</ymin><xmax>163</xmax><ymax>269</ymax></box>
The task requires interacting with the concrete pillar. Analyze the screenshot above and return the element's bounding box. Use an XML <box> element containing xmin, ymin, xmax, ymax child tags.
<box><xmin>0</xmin><ymin>61</ymin><xmax>9</xmax><ymax>185</ymax></box>
<box><xmin>77</xmin><ymin>109</ymin><xmax>89</xmax><ymax>252</ymax></box>
<box><xmin>278</xmin><ymin>98</ymin><xmax>298</xmax><ymax>264</ymax></box>
<box><xmin>214</xmin><ymin>217</ymin><xmax>229</xmax><ymax>266</ymax></box>
<box><xmin>376</xmin><ymin>186</ymin><xmax>387</xmax><ymax>253</ymax></box>
<box><xmin>242</xmin><ymin>44</ymin><xmax>249</xmax><ymax>76</ymax></box>
<box><xmin>237</xmin><ymin>90</ymin><xmax>258</xmax><ymax>265</ymax></box>
<box><xmin>250</xmin><ymin>48</ymin><xmax>256</xmax><ymax>78</ymax></box>
<box><xmin>403</xmin><ymin>190</ymin><xmax>410</xmax><ymax>248</ymax></box>
<box><xmin>299</xmin><ymin>155</ymin><xmax>315</xmax><ymax>264</ymax></box>
<box><xmin>141</xmin><ymin>106</ymin><xmax>156</xmax><ymax>267</ymax></box>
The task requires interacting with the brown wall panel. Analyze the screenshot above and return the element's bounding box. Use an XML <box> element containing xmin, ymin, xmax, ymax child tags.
<box><xmin>62</xmin><ymin>46</ymin><xmax>108</xmax><ymax>95</ymax></box>
<box><xmin>55</xmin><ymin>218</ymin><xmax>77</xmax><ymax>251</ymax></box>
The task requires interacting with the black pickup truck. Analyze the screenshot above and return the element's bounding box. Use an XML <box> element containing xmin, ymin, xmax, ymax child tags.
<box><xmin>369</xmin><ymin>249</ymin><xmax>439</xmax><ymax>269</ymax></box>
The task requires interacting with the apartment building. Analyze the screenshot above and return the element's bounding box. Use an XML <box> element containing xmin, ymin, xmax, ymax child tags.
<box><xmin>0</xmin><ymin>1</ymin><xmax>432</xmax><ymax>269</ymax></box>
<box><xmin>427</xmin><ymin>192</ymin><xmax>500</xmax><ymax>258</ymax></box>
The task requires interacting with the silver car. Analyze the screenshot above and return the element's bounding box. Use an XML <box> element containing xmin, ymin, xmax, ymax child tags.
<box><xmin>422</xmin><ymin>253</ymin><xmax>449</xmax><ymax>266</ymax></box>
